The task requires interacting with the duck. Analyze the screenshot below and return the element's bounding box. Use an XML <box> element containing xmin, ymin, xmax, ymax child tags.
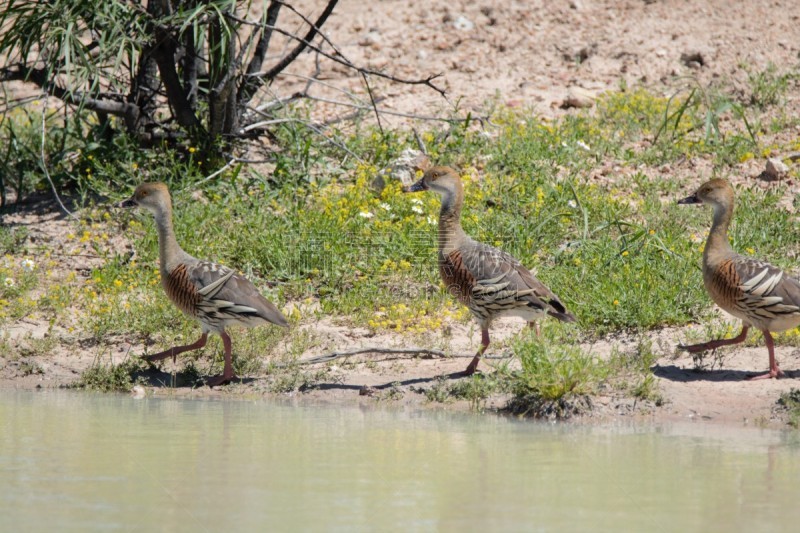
<box><xmin>404</xmin><ymin>166</ymin><xmax>576</xmax><ymax>375</ymax></box>
<box><xmin>678</xmin><ymin>178</ymin><xmax>800</xmax><ymax>379</ymax></box>
<box><xmin>117</xmin><ymin>183</ymin><xmax>289</xmax><ymax>386</ymax></box>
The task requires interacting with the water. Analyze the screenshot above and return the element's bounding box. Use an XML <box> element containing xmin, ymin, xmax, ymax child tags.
<box><xmin>2</xmin><ymin>391</ymin><xmax>800</xmax><ymax>532</ymax></box>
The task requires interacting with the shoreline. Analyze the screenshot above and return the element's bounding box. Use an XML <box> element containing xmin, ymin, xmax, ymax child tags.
<box><xmin>3</xmin><ymin>321</ymin><xmax>797</xmax><ymax>430</ymax></box>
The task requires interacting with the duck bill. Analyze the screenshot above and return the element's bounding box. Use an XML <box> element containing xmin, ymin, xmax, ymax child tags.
<box><xmin>404</xmin><ymin>179</ymin><xmax>427</xmax><ymax>193</ymax></box>
<box><xmin>677</xmin><ymin>193</ymin><xmax>701</xmax><ymax>205</ymax></box>
<box><xmin>115</xmin><ymin>197</ymin><xmax>137</xmax><ymax>208</ymax></box>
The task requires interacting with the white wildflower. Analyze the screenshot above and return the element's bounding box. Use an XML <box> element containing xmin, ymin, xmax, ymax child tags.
<box><xmin>567</xmin><ymin>200</ymin><xmax>577</xmax><ymax>209</ymax></box>
<box><xmin>3</xmin><ymin>277</ymin><xmax>14</xmax><ymax>288</ymax></box>
<box><xmin>427</xmin><ymin>216</ymin><xmax>437</xmax><ymax>225</ymax></box>
<box><xmin>379</xmin><ymin>203</ymin><xmax>391</xmax><ymax>211</ymax></box>
<box><xmin>411</xmin><ymin>205</ymin><xmax>425</xmax><ymax>214</ymax></box>
<box><xmin>358</xmin><ymin>211</ymin><xmax>374</xmax><ymax>219</ymax></box>
<box><xmin>576</xmin><ymin>140</ymin><xmax>591</xmax><ymax>151</ymax></box>
<box><xmin>20</xmin><ymin>259</ymin><xmax>35</xmax><ymax>272</ymax></box>
<box><xmin>411</xmin><ymin>198</ymin><xmax>423</xmax><ymax>205</ymax></box>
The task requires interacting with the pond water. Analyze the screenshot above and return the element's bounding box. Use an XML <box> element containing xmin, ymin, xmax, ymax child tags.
<box><xmin>2</xmin><ymin>390</ymin><xmax>800</xmax><ymax>531</ymax></box>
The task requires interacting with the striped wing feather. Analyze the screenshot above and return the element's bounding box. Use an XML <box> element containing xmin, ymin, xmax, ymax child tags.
<box><xmin>730</xmin><ymin>257</ymin><xmax>800</xmax><ymax>324</ymax></box>
<box><xmin>179</xmin><ymin>261</ymin><xmax>289</xmax><ymax>329</ymax></box>
<box><xmin>441</xmin><ymin>242</ymin><xmax>574</xmax><ymax>322</ymax></box>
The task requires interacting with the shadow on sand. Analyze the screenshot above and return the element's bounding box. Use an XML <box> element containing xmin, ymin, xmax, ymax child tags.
<box><xmin>653</xmin><ymin>364</ymin><xmax>800</xmax><ymax>383</ymax></box>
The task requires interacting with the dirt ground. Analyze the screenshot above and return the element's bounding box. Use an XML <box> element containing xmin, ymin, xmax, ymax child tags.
<box><xmin>3</xmin><ymin>0</ymin><xmax>800</xmax><ymax>426</ymax></box>
<box><xmin>280</xmin><ymin>0</ymin><xmax>800</xmax><ymax>122</ymax></box>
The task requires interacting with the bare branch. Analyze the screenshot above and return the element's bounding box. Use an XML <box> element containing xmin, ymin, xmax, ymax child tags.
<box><xmin>150</xmin><ymin>20</ymin><xmax>204</xmax><ymax>133</ymax></box>
<box><xmin>296</xmin><ymin>94</ymin><xmax>471</xmax><ymax>123</ymax></box>
<box><xmin>0</xmin><ymin>64</ymin><xmax>138</xmax><ymax>117</ymax></box>
<box><xmin>39</xmin><ymin>95</ymin><xmax>78</xmax><ymax>222</ymax></box>
<box><xmin>361</xmin><ymin>72</ymin><xmax>384</xmax><ymax>135</ymax></box>
<box><xmin>249</xmin><ymin>24</ymin><xmax>446</xmax><ymax>96</ymax></box>
<box><xmin>271</xmin><ymin>71</ymin><xmax>370</xmax><ymax>106</ymax></box>
<box><xmin>243</xmin><ymin>107</ymin><xmax>365</xmax><ymax>163</ymax></box>
<box><xmin>273</xmin><ymin>347</ymin><xmax>449</xmax><ymax>368</ymax></box>
<box><xmin>238</xmin><ymin>0</ymin><xmax>283</xmax><ymax>104</ymax></box>
<box><xmin>230</xmin><ymin>9</ymin><xmax>447</xmax><ymax>99</ymax></box>
<box><xmin>260</xmin><ymin>0</ymin><xmax>339</xmax><ymax>83</ymax></box>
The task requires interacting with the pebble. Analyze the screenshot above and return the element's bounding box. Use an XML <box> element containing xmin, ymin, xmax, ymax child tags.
<box><xmin>561</xmin><ymin>86</ymin><xmax>596</xmax><ymax>109</ymax></box>
<box><xmin>765</xmin><ymin>157</ymin><xmax>789</xmax><ymax>179</ymax></box>
<box><xmin>358</xmin><ymin>31</ymin><xmax>382</xmax><ymax>49</ymax></box>
<box><xmin>680</xmin><ymin>51</ymin><xmax>705</xmax><ymax>69</ymax></box>
<box><xmin>453</xmin><ymin>15</ymin><xmax>474</xmax><ymax>31</ymax></box>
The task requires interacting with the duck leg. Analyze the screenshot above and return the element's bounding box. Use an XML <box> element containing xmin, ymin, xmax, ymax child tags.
<box><xmin>465</xmin><ymin>327</ymin><xmax>490</xmax><ymax>375</ymax></box>
<box><xmin>747</xmin><ymin>330</ymin><xmax>785</xmax><ymax>380</ymax></box>
<box><xmin>144</xmin><ymin>333</ymin><xmax>208</xmax><ymax>364</ymax></box>
<box><xmin>207</xmin><ymin>330</ymin><xmax>238</xmax><ymax>387</ymax></box>
<box><xmin>679</xmin><ymin>325</ymin><xmax>749</xmax><ymax>354</ymax></box>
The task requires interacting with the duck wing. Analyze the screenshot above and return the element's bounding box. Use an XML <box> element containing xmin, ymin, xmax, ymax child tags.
<box><xmin>441</xmin><ymin>242</ymin><xmax>575</xmax><ymax>322</ymax></box>
<box><xmin>727</xmin><ymin>257</ymin><xmax>800</xmax><ymax>324</ymax></box>
<box><xmin>185</xmin><ymin>261</ymin><xmax>289</xmax><ymax>328</ymax></box>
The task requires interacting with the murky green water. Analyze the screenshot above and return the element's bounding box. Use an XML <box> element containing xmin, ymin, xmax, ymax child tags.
<box><xmin>2</xmin><ymin>391</ymin><xmax>800</xmax><ymax>532</ymax></box>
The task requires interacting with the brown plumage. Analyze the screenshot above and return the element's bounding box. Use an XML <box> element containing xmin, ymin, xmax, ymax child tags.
<box><xmin>678</xmin><ymin>178</ymin><xmax>800</xmax><ymax>379</ymax></box>
<box><xmin>405</xmin><ymin>166</ymin><xmax>576</xmax><ymax>375</ymax></box>
<box><xmin>117</xmin><ymin>183</ymin><xmax>289</xmax><ymax>386</ymax></box>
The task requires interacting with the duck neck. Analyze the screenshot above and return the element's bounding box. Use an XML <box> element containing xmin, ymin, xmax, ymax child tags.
<box><xmin>438</xmin><ymin>186</ymin><xmax>467</xmax><ymax>253</ymax></box>
<box><xmin>703</xmin><ymin>200</ymin><xmax>735</xmax><ymax>265</ymax></box>
<box><xmin>153</xmin><ymin>206</ymin><xmax>185</xmax><ymax>275</ymax></box>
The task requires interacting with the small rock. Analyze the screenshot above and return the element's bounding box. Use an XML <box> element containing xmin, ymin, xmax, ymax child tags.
<box><xmin>765</xmin><ymin>157</ymin><xmax>789</xmax><ymax>179</ymax></box>
<box><xmin>569</xmin><ymin>0</ymin><xmax>583</xmax><ymax>9</ymax></box>
<box><xmin>358</xmin><ymin>31</ymin><xmax>382</xmax><ymax>48</ymax></box>
<box><xmin>452</xmin><ymin>15</ymin><xmax>474</xmax><ymax>31</ymax></box>
<box><xmin>369</xmin><ymin>56</ymin><xmax>389</xmax><ymax>69</ymax></box>
<box><xmin>359</xmin><ymin>386</ymin><xmax>378</xmax><ymax>397</ymax></box>
<box><xmin>190</xmin><ymin>190</ymin><xmax>208</xmax><ymax>205</ymax></box>
<box><xmin>561</xmin><ymin>87</ymin><xmax>596</xmax><ymax>109</ymax></box>
<box><xmin>564</xmin><ymin>44</ymin><xmax>597</xmax><ymax>64</ymax></box>
<box><xmin>680</xmin><ymin>51</ymin><xmax>705</xmax><ymax>68</ymax></box>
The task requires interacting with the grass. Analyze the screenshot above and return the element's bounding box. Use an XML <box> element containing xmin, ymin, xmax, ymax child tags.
<box><xmin>778</xmin><ymin>389</ymin><xmax>800</xmax><ymax>429</ymax></box>
<box><xmin>424</xmin><ymin>370</ymin><xmax>511</xmax><ymax>411</ymax></box>
<box><xmin>73</xmin><ymin>359</ymin><xmax>147</xmax><ymax>393</ymax></box>
<box><xmin>507</xmin><ymin>327</ymin><xmax>605</xmax><ymax>418</ymax></box>
<box><xmin>2</xmin><ymin>64</ymin><xmax>800</xmax><ymax>415</ymax></box>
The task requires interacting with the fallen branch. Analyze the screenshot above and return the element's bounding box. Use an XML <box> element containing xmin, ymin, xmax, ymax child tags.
<box><xmin>274</xmin><ymin>347</ymin><xmax>448</xmax><ymax>367</ymax></box>
<box><xmin>273</xmin><ymin>347</ymin><xmax>513</xmax><ymax>368</ymax></box>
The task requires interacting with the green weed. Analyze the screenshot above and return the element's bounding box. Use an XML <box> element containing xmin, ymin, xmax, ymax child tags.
<box><xmin>777</xmin><ymin>389</ymin><xmax>800</xmax><ymax>429</ymax></box>
<box><xmin>510</xmin><ymin>328</ymin><xmax>606</xmax><ymax>419</ymax></box>
<box><xmin>74</xmin><ymin>359</ymin><xmax>147</xmax><ymax>393</ymax></box>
